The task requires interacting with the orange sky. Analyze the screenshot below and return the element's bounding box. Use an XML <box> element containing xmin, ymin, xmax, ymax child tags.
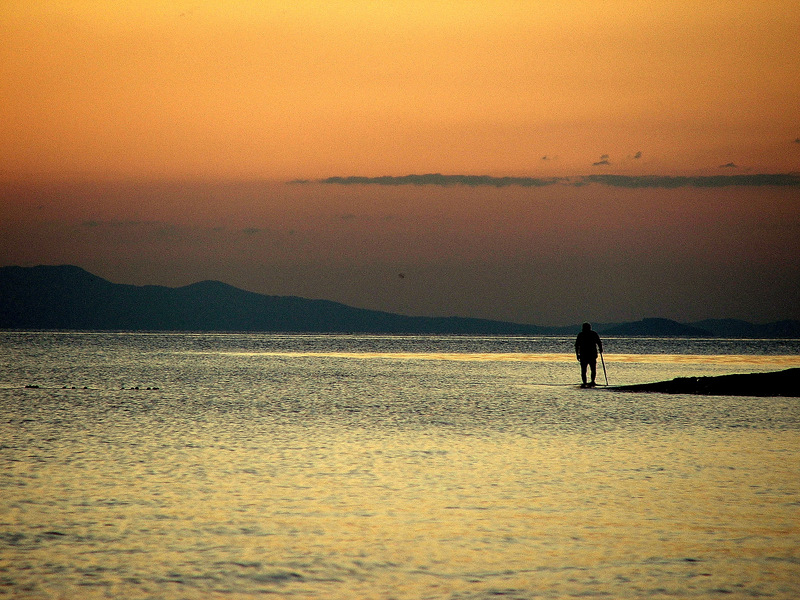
<box><xmin>2</xmin><ymin>1</ymin><xmax>799</xmax><ymax>180</ymax></box>
<box><xmin>1</xmin><ymin>2</ymin><xmax>799</xmax><ymax>325</ymax></box>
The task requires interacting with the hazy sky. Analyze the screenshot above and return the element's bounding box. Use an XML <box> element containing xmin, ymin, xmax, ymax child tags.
<box><xmin>2</xmin><ymin>1</ymin><xmax>799</xmax><ymax>325</ymax></box>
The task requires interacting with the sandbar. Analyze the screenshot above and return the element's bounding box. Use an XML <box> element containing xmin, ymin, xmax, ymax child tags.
<box><xmin>613</xmin><ymin>367</ymin><xmax>800</xmax><ymax>397</ymax></box>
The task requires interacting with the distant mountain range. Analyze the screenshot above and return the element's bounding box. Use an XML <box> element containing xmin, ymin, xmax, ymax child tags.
<box><xmin>1</xmin><ymin>265</ymin><xmax>799</xmax><ymax>337</ymax></box>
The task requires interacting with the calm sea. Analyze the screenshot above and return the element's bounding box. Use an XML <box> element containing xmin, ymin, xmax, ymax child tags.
<box><xmin>1</xmin><ymin>332</ymin><xmax>799</xmax><ymax>599</ymax></box>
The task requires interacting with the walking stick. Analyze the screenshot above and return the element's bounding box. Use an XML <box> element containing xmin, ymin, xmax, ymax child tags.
<box><xmin>600</xmin><ymin>351</ymin><xmax>608</xmax><ymax>386</ymax></box>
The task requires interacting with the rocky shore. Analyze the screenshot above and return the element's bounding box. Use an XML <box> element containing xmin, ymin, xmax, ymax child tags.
<box><xmin>613</xmin><ymin>367</ymin><xmax>800</xmax><ymax>397</ymax></box>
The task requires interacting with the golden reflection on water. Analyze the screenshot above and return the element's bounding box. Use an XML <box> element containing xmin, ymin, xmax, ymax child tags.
<box><xmin>609</xmin><ymin>354</ymin><xmax>800</xmax><ymax>366</ymax></box>
<box><xmin>203</xmin><ymin>351</ymin><xmax>800</xmax><ymax>366</ymax></box>
<box><xmin>4</xmin><ymin>425</ymin><xmax>799</xmax><ymax>599</ymax></box>
<box><xmin>3</xmin><ymin>333</ymin><xmax>800</xmax><ymax>599</ymax></box>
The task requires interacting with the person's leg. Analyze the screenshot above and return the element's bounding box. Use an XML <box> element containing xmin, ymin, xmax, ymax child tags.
<box><xmin>580</xmin><ymin>360</ymin><xmax>588</xmax><ymax>385</ymax></box>
<box><xmin>589</xmin><ymin>359</ymin><xmax>597</xmax><ymax>385</ymax></box>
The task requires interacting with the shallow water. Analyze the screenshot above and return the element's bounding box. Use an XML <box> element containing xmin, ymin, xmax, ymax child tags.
<box><xmin>1</xmin><ymin>333</ymin><xmax>799</xmax><ymax>598</ymax></box>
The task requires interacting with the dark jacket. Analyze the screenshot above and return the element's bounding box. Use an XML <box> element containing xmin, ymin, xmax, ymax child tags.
<box><xmin>575</xmin><ymin>330</ymin><xmax>602</xmax><ymax>361</ymax></box>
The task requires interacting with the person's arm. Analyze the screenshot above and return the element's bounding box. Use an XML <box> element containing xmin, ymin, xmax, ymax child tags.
<box><xmin>596</xmin><ymin>333</ymin><xmax>603</xmax><ymax>354</ymax></box>
<box><xmin>575</xmin><ymin>337</ymin><xmax>581</xmax><ymax>360</ymax></box>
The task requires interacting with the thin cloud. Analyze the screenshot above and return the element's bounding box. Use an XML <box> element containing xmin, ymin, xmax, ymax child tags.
<box><xmin>81</xmin><ymin>219</ymin><xmax>163</xmax><ymax>229</ymax></box>
<box><xmin>320</xmin><ymin>174</ymin><xmax>565</xmax><ymax>188</ymax></box>
<box><xmin>592</xmin><ymin>159</ymin><xmax>610</xmax><ymax>166</ymax></box>
<box><xmin>633</xmin><ymin>151</ymin><xmax>642</xmax><ymax>159</ymax></box>
<box><xmin>311</xmin><ymin>173</ymin><xmax>800</xmax><ymax>188</ymax></box>
<box><xmin>583</xmin><ymin>174</ymin><xmax>800</xmax><ymax>188</ymax></box>
<box><xmin>719</xmin><ymin>162</ymin><xmax>738</xmax><ymax>169</ymax></box>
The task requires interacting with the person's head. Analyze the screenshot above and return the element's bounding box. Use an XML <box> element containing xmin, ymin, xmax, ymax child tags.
<box><xmin>582</xmin><ymin>322</ymin><xmax>591</xmax><ymax>332</ymax></box>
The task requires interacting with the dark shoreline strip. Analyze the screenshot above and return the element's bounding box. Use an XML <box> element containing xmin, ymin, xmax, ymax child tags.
<box><xmin>613</xmin><ymin>368</ymin><xmax>800</xmax><ymax>397</ymax></box>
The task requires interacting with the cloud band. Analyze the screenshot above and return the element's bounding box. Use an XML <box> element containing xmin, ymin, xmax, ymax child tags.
<box><xmin>312</xmin><ymin>173</ymin><xmax>800</xmax><ymax>188</ymax></box>
<box><xmin>319</xmin><ymin>174</ymin><xmax>565</xmax><ymax>187</ymax></box>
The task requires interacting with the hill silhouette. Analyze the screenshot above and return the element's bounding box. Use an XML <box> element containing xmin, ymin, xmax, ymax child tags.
<box><xmin>1</xmin><ymin>265</ymin><xmax>798</xmax><ymax>336</ymax></box>
<box><xmin>600</xmin><ymin>318</ymin><xmax>712</xmax><ymax>337</ymax></box>
<box><xmin>0</xmin><ymin>265</ymin><xmax>549</xmax><ymax>334</ymax></box>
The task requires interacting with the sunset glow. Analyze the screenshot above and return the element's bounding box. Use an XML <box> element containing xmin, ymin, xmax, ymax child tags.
<box><xmin>3</xmin><ymin>1</ymin><xmax>799</xmax><ymax>179</ymax></box>
<box><xmin>2</xmin><ymin>1</ymin><xmax>799</xmax><ymax>325</ymax></box>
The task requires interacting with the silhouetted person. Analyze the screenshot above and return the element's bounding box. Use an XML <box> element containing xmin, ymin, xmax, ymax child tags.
<box><xmin>575</xmin><ymin>322</ymin><xmax>603</xmax><ymax>387</ymax></box>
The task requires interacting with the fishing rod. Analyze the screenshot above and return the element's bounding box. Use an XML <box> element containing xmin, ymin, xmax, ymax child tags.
<box><xmin>600</xmin><ymin>351</ymin><xmax>609</xmax><ymax>386</ymax></box>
